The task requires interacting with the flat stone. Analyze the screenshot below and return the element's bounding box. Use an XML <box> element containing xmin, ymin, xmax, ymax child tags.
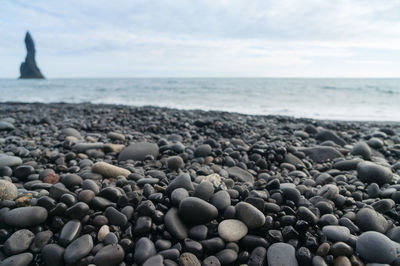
<box><xmin>0</xmin><ymin>180</ymin><xmax>18</xmax><ymax>202</ymax></box>
<box><xmin>218</xmin><ymin>219</ymin><xmax>248</xmax><ymax>242</ymax></box>
<box><xmin>0</xmin><ymin>252</ymin><xmax>33</xmax><ymax>266</ymax></box>
<box><xmin>4</xmin><ymin>206</ymin><xmax>48</xmax><ymax>228</ymax></box>
<box><xmin>267</xmin><ymin>243</ymin><xmax>298</xmax><ymax>266</ymax></box>
<box><xmin>64</xmin><ymin>234</ymin><xmax>93</xmax><ymax>265</ymax></box>
<box><xmin>73</xmin><ymin>142</ymin><xmax>104</xmax><ymax>152</ymax></box>
<box><xmin>235</xmin><ymin>202</ymin><xmax>265</xmax><ymax>229</ymax></box>
<box><xmin>92</xmin><ymin>162</ymin><xmax>130</xmax><ymax>178</ymax></box>
<box><xmin>356</xmin><ymin>231</ymin><xmax>397</xmax><ymax>264</ymax></box>
<box><xmin>4</xmin><ymin>229</ymin><xmax>35</xmax><ymax>255</ymax></box>
<box><xmin>298</xmin><ymin>146</ymin><xmax>343</xmax><ymax>163</ymax></box>
<box><xmin>0</xmin><ymin>155</ymin><xmax>22</xmax><ymax>168</ymax></box>
<box><xmin>316</xmin><ymin>129</ymin><xmax>346</xmax><ymax>146</ymax></box>
<box><xmin>118</xmin><ymin>142</ymin><xmax>159</xmax><ymax>161</ymax></box>
<box><xmin>356</xmin><ymin>208</ymin><xmax>388</xmax><ymax>233</ymax></box>
<box><xmin>227</xmin><ymin>166</ymin><xmax>254</xmax><ymax>183</ymax></box>
<box><xmin>0</xmin><ymin>120</ymin><xmax>14</xmax><ymax>131</ymax></box>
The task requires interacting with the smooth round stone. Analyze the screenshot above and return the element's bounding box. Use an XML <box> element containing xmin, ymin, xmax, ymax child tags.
<box><xmin>82</xmin><ymin>179</ymin><xmax>100</xmax><ymax>194</ymax></box>
<box><xmin>61</xmin><ymin>174</ymin><xmax>83</xmax><ymax>188</ymax></box>
<box><xmin>4</xmin><ymin>206</ymin><xmax>48</xmax><ymax>227</ymax></box>
<box><xmin>171</xmin><ymin>188</ymin><xmax>189</xmax><ymax>206</ymax></box>
<box><xmin>58</xmin><ymin>219</ymin><xmax>82</xmax><ymax>246</ymax></box>
<box><xmin>322</xmin><ymin>226</ymin><xmax>351</xmax><ymax>242</ymax></box>
<box><xmin>0</xmin><ymin>155</ymin><xmax>22</xmax><ymax>168</ymax></box>
<box><xmin>352</xmin><ymin>142</ymin><xmax>371</xmax><ymax>160</ymax></box>
<box><xmin>98</xmin><ymin>225</ymin><xmax>110</xmax><ymax>242</ymax></box>
<box><xmin>167</xmin><ymin>156</ymin><xmax>184</xmax><ymax>170</ymax></box>
<box><xmin>356</xmin><ymin>231</ymin><xmax>397</xmax><ymax>264</ymax></box>
<box><xmin>13</xmin><ymin>165</ymin><xmax>34</xmax><ymax>179</ymax></box>
<box><xmin>194</xmin><ymin>144</ymin><xmax>212</xmax><ymax>158</ymax></box>
<box><xmin>210</xmin><ymin>190</ymin><xmax>231</xmax><ymax>211</ymax></box>
<box><xmin>193</xmin><ymin>181</ymin><xmax>214</xmax><ymax>201</ymax></box>
<box><xmin>215</xmin><ymin>249</ymin><xmax>238</xmax><ymax>265</ymax></box>
<box><xmin>66</xmin><ymin>202</ymin><xmax>89</xmax><ymax>219</ymax></box>
<box><xmin>179</xmin><ymin>252</ymin><xmax>201</xmax><ymax>266</ymax></box>
<box><xmin>166</xmin><ymin>173</ymin><xmax>194</xmax><ymax>195</ymax></box>
<box><xmin>0</xmin><ymin>120</ymin><xmax>14</xmax><ymax>131</ymax></box>
<box><xmin>330</xmin><ymin>242</ymin><xmax>353</xmax><ymax>257</ymax></box>
<box><xmin>357</xmin><ymin>162</ymin><xmax>393</xmax><ymax>185</ymax></box>
<box><xmin>64</xmin><ymin>234</ymin><xmax>93</xmax><ymax>265</ymax></box>
<box><xmin>93</xmin><ymin>244</ymin><xmax>125</xmax><ymax>266</ymax></box>
<box><xmin>42</xmin><ymin>244</ymin><xmax>64</xmax><ymax>266</ymax></box>
<box><xmin>312</xmin><ymin>256</ymin><xmax>328</xmax><ymax>266</ymax></box>
<box><xmin>4</xmin><ymin>229</ymin><xmax>35</xmax><ymax>255</ymax></box>
<box><xmin>178</xmin><ymin>197</ymin><xmax>218</xmax><ymax>225</ymax></box>
<box><xmin>134</xmin><ymin>237</ymin><xmax>156</xmax><ymax>265</ymax></box>
<box><xmin>356</xmin><ymin>208</ymin><xmax>388</xmax><ymax>233</ymax></box>
<box><xmin>0</xmin><ymin>180</ymin><xmax>18</xmax><ymax>201</ymax></box>
<box><xmin>267</xmin><ymin>243</ymin><xmax>298</xmax><ymax>266</ymax></box>
<box><xmin>118</xmin><ymin>142</ymin><xmax>159</xmax><ymax>161</ymax></box>
<box><xmin>0</xmin><ymin>252</ymin><xmax>33</xmax><ymax>266</ymax></box>
<box><xmin>218</xmin><ymin>219</ymin><xmax>248</xmax><ymax>242</ymax></box>
<box><xmin>92</xmin><ymin>162</ymin><xmax>130</xmax><ymax>178</ymax></box>
<box><xmin>235</xmin><ymin>202</ymin><xmax>266</xmax><ymax>229</ymax></box>
<box><xmin>143</xmin><ymin>255</ymin><xmax>164</xmax><ymax>266</ymax></box>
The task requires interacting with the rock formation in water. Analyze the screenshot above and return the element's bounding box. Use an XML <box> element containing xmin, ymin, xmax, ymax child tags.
<box><xmin>19</xmin><ymin>32</ymin><xmax>45</xmax><ymax>79</ymax></box>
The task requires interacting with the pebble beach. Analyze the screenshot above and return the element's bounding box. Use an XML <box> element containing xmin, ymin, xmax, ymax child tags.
<box><xmin>0</xmin><ymin>102</ymin><xmax>400</xmax><ymax>266</ymax></box>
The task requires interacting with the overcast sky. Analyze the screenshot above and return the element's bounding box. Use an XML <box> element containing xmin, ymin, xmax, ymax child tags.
<box><xmin>2</xmin><ymin>0</ymin><xmax>400</xmax><ymax>78</ymax></box>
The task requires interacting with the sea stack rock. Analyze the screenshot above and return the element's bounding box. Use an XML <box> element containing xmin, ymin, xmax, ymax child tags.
<box><xmin>19</xmin><ymin>31</ymin><xmax>45</xmax><ymax>79</ymax></box>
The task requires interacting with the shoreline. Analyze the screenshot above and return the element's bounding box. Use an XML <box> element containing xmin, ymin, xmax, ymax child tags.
<box><xmin>0</xmin><ymin>102</ymin><xmax>399</xmax><ymax>265</ymax></box>
<box><xmin>2</xmin><ymin>101</ymin><xmax>400</xmax><ymax>125</ymax></box>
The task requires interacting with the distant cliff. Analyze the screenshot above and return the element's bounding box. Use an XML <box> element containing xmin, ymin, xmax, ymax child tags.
<box><xmin>19</xmin><ymin>32</ymin><xmax>45</xmax><ymax>79</ymax></box>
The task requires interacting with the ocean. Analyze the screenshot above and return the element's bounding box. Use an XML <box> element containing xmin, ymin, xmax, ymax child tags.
<box><xmin>0</xmin><ymin>78</ymin><xmax>399</xmax><ymax>121</ymax></box>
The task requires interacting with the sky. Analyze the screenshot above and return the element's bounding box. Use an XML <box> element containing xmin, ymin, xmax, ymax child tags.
<box><xmin>2</xmin><ymin>0</ymin><xmax>400</xmax><ymax>78</ymax></box>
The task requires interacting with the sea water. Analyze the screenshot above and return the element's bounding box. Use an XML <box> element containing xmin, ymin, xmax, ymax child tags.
<box><xmin>0</xmin><ymin>78</ymin><xmax>399</xmax><ymax>121</ymax></box>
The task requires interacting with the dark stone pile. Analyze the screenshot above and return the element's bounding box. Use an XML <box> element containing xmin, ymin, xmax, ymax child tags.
<box><xmin>0</xmin><ymin>102</ymin><xmax>400</xmax><ymax>266</ymax></box>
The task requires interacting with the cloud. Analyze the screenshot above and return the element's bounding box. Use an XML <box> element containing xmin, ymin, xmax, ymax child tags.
<box><xmin>1</xmin><ymin>0</ymin><xmax>400</xmax><ymax>77</ymax></box>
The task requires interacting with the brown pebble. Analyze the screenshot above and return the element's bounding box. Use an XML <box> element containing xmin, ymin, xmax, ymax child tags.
<box><xmin>179</xmin><ymin>252</ymin><xmax>201</xmax><ymax>266</ymax></box>
<box><xmin>204</xmin><ymin>156</ymin><xmax>214</xmax><ymax>164</ymax></box>
<box><xmin>16</xmin><ymin>194</ymin><xmax>32</xmax><ymax>207</ymax></box>
<box><xmin>316</xmin><ymin>242</ymin><xmax>330</xmax><ymax>256</ymax></box>
<box><xmin>333</xmin><ymin>256</ymin><xmax>351</xmax><ymax>266</ymax></box>
<box><xmin>43</xmin><ymin>173</ymin><xmax>60</xmax><ymax>184</ymax></box>
<box><xmin>350</xmin><ymin>255</ymin><xmax>365</xmax><ymax>266</ymax></box>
